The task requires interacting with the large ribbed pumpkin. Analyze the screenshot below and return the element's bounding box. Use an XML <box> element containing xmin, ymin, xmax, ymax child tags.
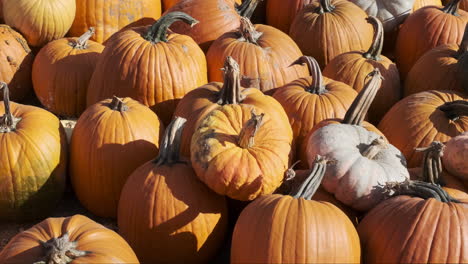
<box><xmin>32</xmin><ymin>28</ymin><xmax>104</xmax><ymax>118</ymax></box>
<box><xmin>70</xmin><ymin>97</ymin><xmax>164</xmax><ymax>218</ymax></box>
<box><xmin>0</xmin><ymin>25</ymin><xmax>33</xmax><ymax>102</ymax></box>
<box><xmin>379</xmin><ymin>92</ymin><xmax>468</xmax><ymax>168</ymax></box>
<box><xmin>118</xmin><ymin>117</ymin><xmax>228</xmax><ymax>264</ymax></box>
<box><xmin>87</xmin><ymin>12</ymin><xmax>207</xmax><ymax>125</ymax></box>
<box><xmin>0</xmin><ymin>215</ymin><xmax>139</xmax><ymax>264</ymax></box>
<box><xmin>0</xmin><ymin>83</ymin><xmax>67</xmax><ymax>221</ymax></box>
<box><xmin>266</xmin><ymin>0</ymin><xmax>313</xmax><ymax>33</ymax></box>
<box><xmin>289</xmin><ymin>0</ymin><xmax>374</xmax><ymax>69</ymax></box>
<box><xmin>231</xmin><ymin>157</ymin><xmax>361</xmax><ymax>264</ymax></box>
<box><xmin>3</xmin><ymin>0</ymin><xmax>75</xmax><ymax>47</ymax></box>
<box><xmin>207</xmin><ymin>17</ymin><xmax>308</xmax><ymax>94</ymax></box>
<box><xmin>70</xmin><ymin>0</ymin><xmax>161</xmax><ymax>44</ymax></box>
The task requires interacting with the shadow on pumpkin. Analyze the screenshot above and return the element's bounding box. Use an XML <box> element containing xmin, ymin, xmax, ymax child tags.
<box><xmin>0</xmin><ymin>51</ymin><xmax>34</xmax><ymax>102</ymax></box>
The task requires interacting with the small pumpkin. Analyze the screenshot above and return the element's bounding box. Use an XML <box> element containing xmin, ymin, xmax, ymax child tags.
<box><xmin>378</xmin><ymin>91</ymin><xmax>468</xmax><ymax>168</ymax></box>
<box><xmin>289</xmin><ymin>0</ymin><xmax>374</xmax><ymax>69</ymax></box>
<box><xmin>0</xmin><ymin>25</ymin><xmax>33</xmax><ymax>102</ymax></box>
<box><xmin>231</xmin><ymin>156</ymin><xmax>361</xmax><ymax>264</ymax></box>
<box><xmin>32</xmin><ymin>28</ymin><xmax>104</xmax><ymax>118</ymax></box>
<box><xmin>0</xmin><ymin>83</ymin><xmax>67</xmax><ymax>221</ymax></box>
<box><xmin>86</xmin><ymin>12</ymin><xmax>207</xmax><ymax>126</ymax></box>
<box><xmin>443</xmin><ymin>131</ymin><xmax>468</xmax><ymax>181</ymax></box>
<box><xmin>266</xmin><ymin>0</ymin><xmax>313</xmax><ymax>33</ymax></box>
<box><xmin>3</xmin><ymin>0</ymin><xmax>76</xmax><ymax>47</ymax></box>
<box><xmin>207</xmin><ymin>17</ymin><xmax>308</xmax><ymax>93</ymax></box>
<box><xmin>118</xmin><ymin>117</ymin><xmax>227</xmax><ymax>264</ymax></box>
<box><xmin>70</xmin><ymin>96</ymin><xmax>164</xmax><ymax>218</ymax></box>
<box><xmin>0</xmin><ymin>215</ymin><xmax>139</xmax><ymax>263</ymax></box>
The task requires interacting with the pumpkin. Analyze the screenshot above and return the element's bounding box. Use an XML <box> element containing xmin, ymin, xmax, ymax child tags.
<box><xmin>413</xmin><ymin>0</ymin><xmax>443</xmax><ymax>10</ymax></box>
<box><xmin>273</xmin><ymin>56</ymin><xmax>357</xmax><ymax>167</ymax></box>
<box><xmin>32</xmin><ymin>28</ymin><xmax>104</xmax><ymax>118</ymax></box>
<box><xmin>443</xmin><ymin>132</ymin><xmax>468</xmax><ymax>181</ymax></box>
<box><xmin>3</xmin><ymin>0</ymin><xmax>75</xmax><ymax>47</ymax></box>
<box><xmin>358</xmin><ymin>180</ymin><xmax>468</xmax><ymax>263</ymax></box>
<box><xmin>0</xmin><ymin>25</ymin><xmax>33</xmax><ymax>102</ymax></box>
<box><xmin>206</xmin><ymin>17</ymin><xmax>308</xmax><ymax>94</ymax></box>
<box><xmin>118</xmin><ymin>117</ymin><xmax>228</xmax><ymax>264</ymax></box>
<box><xmin>86</xmin><ymin>12</ymin><xmax>207</xmax><ymax>126</ymax></box>
<box><xmin>395</xmin><ymin>0</ymin><xmax>468</xmax><ymax>79</ymax></box>
<box><xmin>0</xmin><ymin>83</ymin><xmax>67</xmax><ymax>221</ymax></box>
<box><xmin>266</xmin><ymin>0</ymin><xmax>313</xmax><ymax>33</ymax></box>
<box><xmin>231</xmin><ymin>156</ymin><xmax>361</xmax><ymax>264</ymax></box>
<box><xmin>174</xmin><ymin>56</ymin><xmax>292</xmax><ymax>158</ymax></box>
<box><xmin>323</xmin><ymin>17</ymin><xmax>401</xmax><ymax>124</ymax></box>
<box><xmin>404</xmin><ymin>24</ymin><xmax>468</xmax><ymax>96</ymax></box>
<box><xmin>378</xmin><ymin>91</ymin><xmax>468</xmax><ymax>168</ymax></box>
<box><xmin>70</xmin><ymin>0</ymin><xmax>161</xmax><ymax>44</ymax></box>
<box><xmin>191</xmin><ymin>105</ymin><xmax>292</xmax><ymax>201</ymax></box>
<box><xmin>0</xmin><ymin>215</ymin><xmax>139</xmax><ymax>263</ymax></box>
<box><xmin>163</xmin><ymin>0</ymin><xmax>242</xmax><ymax>11</ymax></box>
<box><xmin>289</xmin><ymin>0</ymin><xmax>374</xmax><ymax>69</ymax></box>
<box><xmin>70</xmin><ymin>96</ymin><xmax>164</xmax><ymax>218</ymax></box>
<box><xmin>462</xmin><ymin>0</ymin><xmax>468</xmax><ymax>10</ymax></box>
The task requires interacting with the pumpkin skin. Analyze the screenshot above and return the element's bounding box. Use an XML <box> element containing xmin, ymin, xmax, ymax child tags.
<box><xmin>462</xmin><ymin>0</ymin><xmax>468</xmax><ymax>10</ymax></box>
<box><xmin>0</xmin><ymin>25</ymin><xmax>33</xmax><ymax>102</ymax></box>
<box><xmin>3</xmin><ymin>0</ymin><xmax>76</xmax><ymax>47</ymax></box>
<box><xmin>87</xmin><ymin>12</ymin><xmax>207</xmax><ymax>126</ymax></box>
<box><xmin>265</xmin><ymin>0</ymin><xmax>313</xmax><ymax>33</ymax></box>
<box><xmin>0</xmin><ymin>84</ymin><xmax>67</xmax><ymax>221</ymax></box>
<box><xmin>70</xmin><ymin>97</ymin><xmax>164</xmax><ymax>218</ymax></box>
<box><xmin>395</xmin><ymin>1</ymin><xmax>468</xmax><ymax>79</ymax></box>
<box><xmin>206</xmin><ymin>18</ymin><xmax>308</xmax><ymax>93</ymax></box>
<box><xmin>32</xmin><ymin>29</ymin><xmax>104</xmax><ymax>118</ymax></box>
<box><xmin>413</xmin><ymin>0</ymin><xmax>443</xmax><ymax>10</ymax></box>
<box><xmin>163</xmin><ymin>0</ymin><xmax>242</xmax><ymax>11</ymax></box>
<box><xmin>378</xmin><ymin>91</ymin><xmax>468</xmax><ymax>168</ymax></box>
<box><xmin>0</xmin><ymin>215</ymin><xmax>139</xmax><ymax>263</ymax></box>
<box><xmin>289</xmin><ymin>0</ymin><xmax>374</xmax><ymax>69</ymax></box>
<box><xmin>191</xmin><ymin>104</ymin><xmax>293</xmax><ymax>201</ymax></box>
<box><xmin>443</xmin><ymin>132</ymin><xmax>468</xmax><ymax>181</ymax></box>
<box><xmin>70</xmin><ymin>0</ymin><xmax>161</xmax><ymax>44</ymax></box>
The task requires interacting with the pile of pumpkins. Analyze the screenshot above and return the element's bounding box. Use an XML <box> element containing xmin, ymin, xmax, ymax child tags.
<box><xmin>0</xmin><ymin>0</ymin><xmax>467</xmax><ymax>263</ymax></box>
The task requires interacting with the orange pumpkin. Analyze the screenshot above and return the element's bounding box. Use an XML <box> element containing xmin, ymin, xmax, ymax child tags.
<box><xmin>378</xmin><ymin>91</ymin><xmax>468</xmax><ymax>168</ymax></box>
<box><xmin>462</xmin><ymin>0</ymin><xmax>468</xmax><ymax>10</ymax></box>
<box><xmin>266</xmin><ymin>0</ymin><xmax>313</xmax><ymax>33</ymax></box>
<box><xmin>0</xmin><ymin>25</ymin><xmax>33</xmax><ymax>102</ymax></box>
<box><xmin>413</xmin><ymin>0</ymin><xmax>443</xmax><ymax>10</ymax></box>
<box><xmin>86</xmin><ymin>12</ymin><xmax>207</xmax><ymax>126</ymax></box>
<box><xmin>70</xmin><ymin>0</ymin><xmax>161</xmax><ymax>44</ymax></box>
<box><xmin>443</xmin><ymin>132</ymin><xmax>468</xmax><ymax>182</ymax></box>
<box><xmin>70</xmin><ymin>97</ymin><xmax>164</xmax><ymax>218</ymax></box>
<box><xmin>207</xmin><ymin>17</ymin><xmax>308</xmax><ymax>94</ymax></box>
<box><xmin>0</xmin><ymin>215</ymin><xmax>139</xmax><ymax>263</ymax></box>
<box><xmin>231</xmin><ymin>157</ymin><xmax>361</xmax><ymax>264</ymax></box>
<box><xmin>118</xmin><ymin>117</ymin><xmax>228</xmax><ymax>264</ymax></box>
<box><xmin>32</xmin><ymin>28</ymin><xmax>104</xmax><ymax>118</ymax></box>
<box><xmin>163</xmin><ymin>0</ymin><xmax>242</xmax><ymax>11</ymax></box>
<box><xmin>289</xmin><ymin>0</ymin><xmax>374</xmax><ymax>69</ymax></box>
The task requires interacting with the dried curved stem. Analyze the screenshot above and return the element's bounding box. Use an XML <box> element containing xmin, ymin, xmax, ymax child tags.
<box><xmin>383</xmin><ymin>179</ymin><xmax>459</xmax><ymax>203</ymax></box>
<box><xmin>362</xmin><ymin>137</ymin><xmax>387</xmax><ymax>160</ymax></box>
<box><xmin>217</xmin><ymin>56</ymin><xmax>245</xmax><ymax>105</ymax></box>
<box><xmin>291</xmin><ymin>56</ymin><xmax>326</xmax><ymax>94</ymax></box>
<box><xmin>33</xmin><ymin>233</ymin><xmax>89</xmax><ymax>264</ymax></box>
<box><xmin>363</xmin><ymin>17</ymin><xmax>384</xmax><ymax>61</ymax></box>
<box><xmin>442</xmin><ymin>0</ymin><xmax>461</xmax><ymax>15</ymax></box>
<box><xmin>154</xmin><ymin>117</ymin><xmax>187</xmax><ymax>166</ymax></box>
<box><xmin>145</xmin><ymin>12</ymin><xmax>198</xmax><ymax>43</ymax></box>
<box><xmin>238</xmin><ymin>110</ymin><xmax>264</xmax><ymax>148</ymax></box>
<box><xmin>0</xmin><ymin>82</ymin><xmax>21</xmax><ymax>133</ymax></box>
<box><xmin>71</xmin><ymin>28</ymin><xmax>95</xmax><ymax>49</ymax></box>
<box><xmin>236</xmin><ymin>0</ymin><xmax>262</xmax><ymax>19</ymax></box>
<box><xmin>317</xmin><ymin>0</ymin><xmax>335</xmax><ymax>14</ymax></box>
<box><xmin>109</xmin><ymin>96</ymin><xmax>128</xmax><ymax>112</ymax></box>
<box><xmin>291</xmin><ymin>155</ymin><xmax>331</xmax><ymax>200</ymax></box>
<box><xmin>415</xmin><ymin>142</ymin><xmax>445</xmax><ymax>185</ymax></box>
<box><xmin>438</xmin><ymin>100</ymin><xmax>468</xmax><ymax>121</ymax></box>
<box><xmin>238</xmin><ymin>17</ymin><xmax>262</xmax><ymax>45</ymax></box>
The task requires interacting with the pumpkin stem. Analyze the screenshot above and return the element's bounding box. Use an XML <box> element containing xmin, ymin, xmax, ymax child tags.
<box><xmin>217</xmin><ymin>56</ymin><xmax>245</xmax><ymax>105</ymax></box>
<box><xmin>236</xmin><ymin>0</ymin><xmax>262</xmax><ymax>19</ymax></box>
<box><xmin>383</xmin><ymin>179</ymin><xmax>459</xmax><ymax>203</ymax></box>
<box><xmin>361</xmin><ymin>137</ymin><xmax>387</xmax><ymax>159</ymax></box>
<box><xmin>145</xmin><ymin>12</ymin><xmax>198</xmax><ymax>44</ymax></box>
<box><xmin>291</xmin><ymin>56</ymin><xmax>326</xmax><ymax>94</ymax></box>
<box><xmin>33</xmin><ymin>233</ymin><xmax>89</xmax><ymax>264</ymax></box>
<box><xmin>415</xmin><ymin>142</ymin><xmax>446</xmax><ymax>185</ymax></box>
<box><xmin>438</xmin><ymin>100</ymin><xmax>468</xmax><ymax>121</ymax></box>
<box><xmin>317</xmin><ymin>0</ymin><xmax>335</xmax><ymax>14</ymax></box>
<box><xmin>238</xmin><ymin>17</ymin><xmax>262</xmax><ymax>45</ymax></box>
<box><xmin>441</xmin><ymin>0</ymin><xmax>461</xmax><ymax>15</ymax></box>
<box><xmin>291</xmin><ymin>156</ymin><xmax>331</xmax><ymax>200</ymax></box>
<box><xmin>342</xmin><ymin>68</ymin><xmax>383</xmax><ymax>126</ymax></box>
<box><xmin>154</xmin><ymin>117</ymin><xmax>187</xmax><ymax>166</ymax></box>
<box><xmin>285</xmin><ymin>160</ymin><xmax>302</xmax><ymax>182</ymax></box>
<box><xmin>109</xmin><ymin>96</ymin><xmax>129</xmax><ymax>112</ymax></box>
<box><xmin>71</xmin><ymin>27</ymin><xmax>95</xmax><ymax>49</ymax></box>
<box><xmin>0</xmin><ymin>82</ymin><xmax>21</xmax><ymax>133</ymax></box>
<box><xmin>363</xmin><ymin>17</ymin><xmax>384</xmax><ymax>61</ymax></box>
<box><xmin>238</xmin><ymin>109</ymin><xmax>264</xmax><ymax>148</ymax></box>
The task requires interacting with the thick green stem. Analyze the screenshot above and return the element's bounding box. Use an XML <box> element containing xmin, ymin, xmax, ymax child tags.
<box><xmin>363</xmin><ymin>17</ymin><xmax>384</xmax><ymax>61</ymax></box>
<box><xmin>362</xmin><ymin>137</ymin><xmax>387</xmax><ymax>160</ymax></box>
<box><xmin>71</xmin><ymin>28</ymin><xmax>95</xmax><ymax>49</ymax></box>
<box><xmin>442</xmin><ymin>0</ymin><xmax>461</xmax><ymax>15</ymax></box>
<box><xmin>438</xmin><ymin>100</ymin><xmax>468</xmax><ymax>121</ymax></box>
<box><xmin>33</xmin><ymin>233</ymin><xmax>89</xmax><ymax>264</ymax></box>
<box><xmin>0</xmin><ymin>82</ymin><xmax>21</xmax><ymax>133</ymax></box>
<box><xmin>154</xmin><ymin>117</ymin><xmax>187</xmax><ymax>166</ymax></box>
<box><xmin>291</xmin><ymin>56</ymin><xmax>326</xmax><ymax>94</ymax></box>
<box><xmin>236</xmin><ymin>0</ymin><xmax>262</xmax><ymax>19</ymax></box>
<box><xmin>238</xmin><ymin>110</ymin><xmax>264</xmax><ymax>148</ymax></box>
<box><xmin>109</xmin><ymin>96</ymin><xmax>128</xmax><ymax>112</ymax></box>
<box><xmin>291</xmin><ymin>156</ymin><xmax>330</xmax><ymax>200</ymax></box>
<box><xmin>415</xmin><ymin>142</ymin><xmax>445</xmax><ymax>185</ymax></box>
<box><xmin>145</xmin><ymin>12</ymin><xmax>198</xmax><ymax>44</ymax></box>
<box><xmin>383</xmin><ymin>179</ymin><xmax>459</xmax><ymax>203</ymax></box>
<box><xmin>317</xmin><ymin>0</ymin><xmax>335</xmax><ymax>14</ymax></box>
<box><xmin>217</xmin><ymin>56</ymin><xmax>245</xmax><ymax>105</ymax></box>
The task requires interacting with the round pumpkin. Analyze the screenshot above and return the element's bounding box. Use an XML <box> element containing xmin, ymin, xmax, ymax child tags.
<box><xmin>70</xmin><ymin>0</ymin><xmax>161</xmax><ymax>44</ymax></box>
<box><xmin>0</xmin><ymin>215</ymin><xmax>139</xmax><ymax>263</ymax></box>
<box><xmin>395</xmin><ymin>0</ymin><xmax>468</xmax><ymax>79</ymax></box>
<box><xmin>32</xmin><ymin>28</ymin><xmax>104</xmax><ymax>118</ymax></box>
<box><xmin>0</xmin><ymin>25</ymin><xmax>33</xmax><ymax>102</ymax></box>
<box><xmin>231</xmin><ymin>157</ymin><xmax>361</xmax><ymax>264</ymax></box>
<box><xmin>443</xmin><ymin>132</ymin><xmax>468</xmax><ymax>181</ymax></box>
<box><xmin>70</xmin><ymin>96</ymin><xmax>164</xmax><ymax>218</ymax></box>
<box><xmin>86</xmin><ymin>12</ymin><xmax>207</xmax><ymax>126</ymax></box>
<box><xmin>289</xmin><ymin>0</ymin><xmax>374</xmax><ymax>69</ymax></box>
<box><xmin>0</xmin><ymin>83</ymin><xmax>67</xmax><ymax>221</ymax></box>
<box><xmin>3</xmin><ymin>0</ymin><xmax>76</xmax><ymax>47</ymax></box>
<box><xmin>378</xmin><ymin>91</ymin><xmax>468</xmax><ymax>168</ymax></box>
<box><xmin>206</xmin><ymin>17</ymin><xmax>308</xmax><ymax>94</ymax></box>
<box><xmin>191</xmin><ymin>104</ymin><xmax>293</xmax><ymax>201</ymax></box>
